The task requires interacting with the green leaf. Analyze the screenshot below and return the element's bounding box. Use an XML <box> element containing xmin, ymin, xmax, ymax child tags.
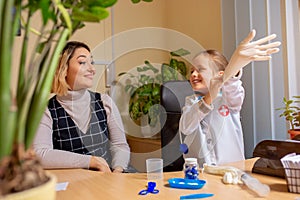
<box><xmin>143</xmin><ymin>101</ymin><xmax>153</xmax><ymax>114</ymax></box>
<box><xmin>139</xmin><ymin>75</ymin><xmax>151</xmax><ymax>84</ymax></box>
<box><xmin>60</xmin><ymin>1</ymin><xmax>73</xmax><ymax>9</ymax></box>
<box><xmin>162</xmin><ymin>63</ymin><xmax>175</xmax><ymax>82</ymax></box>
<box><xmin>27</xmin><ymin>0</ymin><xmax>40</xmax><ymax>12</ymax></box>
<box><xmin>131</xmin><ymin>0</ymin><xmax>141</xmax><ymax>3</ymax></box>
<box><xmin>169</xmin><ymin>58</ymin><xmax>178</xmax><ymax>70</ymax></box>
<box><xmin>155</xmin><ymin>74</ymin><xmax>162</xmax><ymax>83</ymax></box>
<box><xmin>72</xmin><ymin>7</ymin><xmax>109</xmax><ymax>22</ymax></box>
<box><xmin>144</xmin><ymin>60</ymin><xmax>159</xmax><ymax>73</ymax></box>
<box><xmin>152</xmin><ymin>86</ymin><xmax>160</xmax><ymax>97</ymax></box>
<box><xmin>39</xmin><ymin>0</ymin><xmax>52</xmax><ymax>25</ymax></box>
<box><xmin>177</xmin><ymin>61</ymin><xmax>187</xmax><ymax>76</ymax></box>
<box><xmin>90</xmin><ymin>6</ymin><xmax>110</xmax><ymax>20</ymax></box>
<box><xmin>137</xmin><ymin>66</ymin><xmax>150</xmax><ymax>72</ymax></box>
<box><xmin>91</xmin><ymin>0</ymin><xmax>118</xmax><ymax>8</ymax></box>
<box><xmin>171</xmin><ymin>48</ymin><xmax>191</xmax><ymax>57</ymax></box>
<box><xmin>143</xmin><ymin>0</ymin><xmax>153</xmax><ymax>2</ymax></box>
<box><xmin>130</xmin><ymin>101</ymin><xmax>141</xmax><ymax>120</ymax></box>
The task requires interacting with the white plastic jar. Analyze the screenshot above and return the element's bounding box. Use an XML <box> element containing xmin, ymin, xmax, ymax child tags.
<box><xmin>183</xmin><ymin>158</ymin><xmax>199</xmax><ymax>179</ymax></box>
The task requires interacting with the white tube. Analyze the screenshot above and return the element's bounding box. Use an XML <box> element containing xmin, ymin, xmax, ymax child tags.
<box><xmin>240</xmin><ymin>173</ymin><xmax>270</xmax><ymax>197</ymax></box>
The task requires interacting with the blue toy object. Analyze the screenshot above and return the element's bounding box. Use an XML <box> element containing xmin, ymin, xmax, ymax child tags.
<box><xmin>138</xmin><ymin>182</ymin><xmax>159</xmax><ymax>195</ymax></box>
<box><xmin>179</xmin><ymin>143</ymin><xmax>189</xmax><ymax>154</ymax></box>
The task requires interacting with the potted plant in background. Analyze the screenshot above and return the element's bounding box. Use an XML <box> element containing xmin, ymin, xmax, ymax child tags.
<box><xmin>0</xmin><ymin>0</ymin><xmax>156</xmax><ymax>198</ymax></box>
<box><xmin>276</xmin><ymin>96</ymin><xmax>300</xmax><ymax>139</ymax></box>
<box><xmin>118</xmin><ymin>48</ymin><xmax>190</xmax><ymax>136</ymax></box>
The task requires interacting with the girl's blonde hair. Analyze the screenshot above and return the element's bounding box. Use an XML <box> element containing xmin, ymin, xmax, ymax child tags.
<box><xmin>193</xmin><ymin>49</ymin><xmax>228</xmax><ymax>75</ymax></box>
<box><xmin>52</xmin><ymin>41</ymin><xmax>90</xmax><ymax>96</ymax></box>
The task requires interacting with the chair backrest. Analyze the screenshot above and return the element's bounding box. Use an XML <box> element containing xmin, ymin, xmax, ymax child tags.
<box><xmin>160</xmin><ymin>80</ymin><xmax>194</xmax><ymax>172</ymax></box>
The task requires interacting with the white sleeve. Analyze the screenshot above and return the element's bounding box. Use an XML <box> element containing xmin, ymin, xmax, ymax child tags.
<box><xmin>179</xmin><ymin>96</ymin><xmax>213</xmax><ymax>136</ymax></box>
<box><xmin>222</xmin><ymin>70</ymin><xmax>245</xmax><ymax>113</ymax></box>
<box><xmin>33</xmin><ymin>109</ymin><xmax>91</xmax><ymax>169</ymax></box>
<box><xmin>101</xmin><ymin>94</ymin><xmax>130</xmax><ymax>170</ymax></box>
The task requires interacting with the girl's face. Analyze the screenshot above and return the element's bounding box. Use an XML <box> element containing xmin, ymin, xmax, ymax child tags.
<box><xmin>190</xmin><ymin>54</ymin><xmax>214</xmax><ymax>94</ymax></box>
<box><xmin>66</xmin><ymin>47</ymin><xmax>95</xmax><ymax>91</ymax></box>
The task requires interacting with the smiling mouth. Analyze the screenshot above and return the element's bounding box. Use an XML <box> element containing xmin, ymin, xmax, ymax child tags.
<box><xmin>85</xmin><ymin>74</ymin><xmax>94</xmax><ymax>79</ymax></box>
<box><xmin>192</xmin><ymin>79</ymin><xmax>202</xmax><ymax>83</ymax></box>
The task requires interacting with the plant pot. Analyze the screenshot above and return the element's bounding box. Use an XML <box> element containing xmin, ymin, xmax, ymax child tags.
<box><xmin>140</xmin><ymin>114</ymin><xmax>161</xmax><ymax>138</ymax></box>
<box><xmin>288</xmin><ymin>129</ymin><xmax>300</xmax><ymax>139</ymax></box>
<box><xmin>1</xmin><ymin>173</ymin><xmax>56</xmax><ymax>200</ymax></box>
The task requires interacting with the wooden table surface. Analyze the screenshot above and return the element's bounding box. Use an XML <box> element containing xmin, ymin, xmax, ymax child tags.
<box><xmin>48</xmin><ymin>158</ymin><xmax>300</xmax><ymax>200</ymax></box>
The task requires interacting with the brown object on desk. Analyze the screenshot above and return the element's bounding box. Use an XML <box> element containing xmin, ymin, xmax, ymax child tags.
<box><xmin>49</xmin><ymin>158</ymin><xmax>299</xmax><ymax>200</ymax></box>
<box><xmin>252</xmin><ymin>140</ymin><xmax>300</xmax><ymax>178</ymax></box>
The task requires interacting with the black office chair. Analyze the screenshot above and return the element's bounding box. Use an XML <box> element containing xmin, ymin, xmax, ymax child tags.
<box><xmin>160</xmin><ymin>80</ymin><xmax>194</xmax><ymax>172</ymax></box>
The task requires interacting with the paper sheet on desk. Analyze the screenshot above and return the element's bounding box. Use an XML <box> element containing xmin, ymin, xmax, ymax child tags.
<box><xmin>281</xmin><ymin>153</ymin><xmax>300</xmax><ymax>192</ymax></box>
<box><xmin>56</xmin><ymin>182</ymin><xmax>69</xmax><ymax>191</ymax></box>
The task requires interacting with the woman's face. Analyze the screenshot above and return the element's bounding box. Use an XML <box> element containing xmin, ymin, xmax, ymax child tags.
<box><xmin>66</xmin><ymin>47</ymin><xmax>95</xmax><ymax>91</ymax></box>
<box><xmin>190</xmin><ymin>54</ymin><xmax>214</xmax><ymax>94</ymax></box>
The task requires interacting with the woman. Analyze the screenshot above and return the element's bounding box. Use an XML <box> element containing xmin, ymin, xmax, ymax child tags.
<box><xmin>33</xmin><ymin>41</ymin><xmax>130</xmax><ymax>173</ymax></box>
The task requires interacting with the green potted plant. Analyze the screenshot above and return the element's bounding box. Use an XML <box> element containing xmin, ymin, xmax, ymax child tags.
<box><xmin>0</xmin><ymin>0</ymin><xmax>136</xmax><ymax>198</ymax></box>
<box><xmin>276</xmin><ymin>96</ymin><xmax>300</xmax><ymax>139</ymax></box>
<box><xmin>118</xmin><ymin>49</ymin><xmax>190</xmax><ymax>130</ymax></box>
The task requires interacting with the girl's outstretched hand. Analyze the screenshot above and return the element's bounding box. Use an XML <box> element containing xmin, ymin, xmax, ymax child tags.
<box><xmin>223</xmin><ymin>29</ymin><xmax>281</xmax><ymax>82</ymax></box>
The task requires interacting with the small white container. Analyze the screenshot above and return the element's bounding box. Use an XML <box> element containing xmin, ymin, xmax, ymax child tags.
<box><xmin>183</xmin><ymin>158</ymin><xmax>199</xmax><ymax>179</ymax></box>
<box><xmin>146</xmin><ymin>158</ymin><xmax>163</xmax><ymax>180</ymax></box>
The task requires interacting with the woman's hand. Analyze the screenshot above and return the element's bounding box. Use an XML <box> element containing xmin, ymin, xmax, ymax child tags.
<box><xmin>113</xmin><ymin>166</ymin><xmax>124</xmax><ymax>173</ymax></box>
<box><xmin>89</xmin><ymin>156</ymin><xmax>112</xmax><ymax>172</ymax></box>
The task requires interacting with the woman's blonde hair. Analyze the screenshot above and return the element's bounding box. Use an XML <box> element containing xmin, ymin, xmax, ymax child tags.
<box><xmin>52</xmin><ymin>41</ymin><xmax>90</xmax><ymax>96</ymax></box>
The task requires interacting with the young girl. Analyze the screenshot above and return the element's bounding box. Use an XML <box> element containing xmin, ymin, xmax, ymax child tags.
<box><xmin>179</xmin><ymin>50</ymin><xmax>245</xmax><ymax>166</ymax></box>
<box><xmin>33</xmin><ymin>41</ymin><xmax>130</xmax><ymax>173</ymax></box>
<box><xmin>179</xmin><ymin>30</ymin><xmax>281</xmax><ymax>166</ymax></box>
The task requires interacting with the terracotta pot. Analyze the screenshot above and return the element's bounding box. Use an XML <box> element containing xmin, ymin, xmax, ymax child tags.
<box><xmin>288</xmin><ymin>129</ymin><xmax>300</xmax><ymax>139</ymax></box>
<box><xmin>1</xmin><ymin>173</ymin><xmax>56</xmax><ymax>200</ymax></box>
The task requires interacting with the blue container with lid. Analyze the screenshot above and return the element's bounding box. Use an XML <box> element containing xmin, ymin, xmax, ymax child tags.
<box><xmin>184</xmin><ymin>158</ymin><xmax>199</xmax><ymax>179</ymax></box>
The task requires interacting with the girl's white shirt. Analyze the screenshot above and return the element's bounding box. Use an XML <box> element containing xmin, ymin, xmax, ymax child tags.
<box><xmin>179</xmin><ymin>71</ymin><xmax>245</xmax><ymax>167</ymax></box>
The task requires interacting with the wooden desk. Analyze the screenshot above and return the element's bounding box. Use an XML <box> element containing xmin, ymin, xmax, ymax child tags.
<box><xmin>49</xmin><ymin>158</ymin><xmax>299</xmax><ymax>200</ymax></box>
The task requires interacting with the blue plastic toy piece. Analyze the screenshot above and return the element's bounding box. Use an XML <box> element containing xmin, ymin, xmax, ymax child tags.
<box><xmin>138</xmin><ymin>182</ymin><xmax>159</xmax><ymax>195</ymax></box>
<box><xmin>168</xmin><ymin>178</ymin><xmax>206</xmax><ymax>189</ymax></box>
<box><xmin>179</xmin><ymin>143</ymin><xmax>189</xmax><ymax>154</ymax></box>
